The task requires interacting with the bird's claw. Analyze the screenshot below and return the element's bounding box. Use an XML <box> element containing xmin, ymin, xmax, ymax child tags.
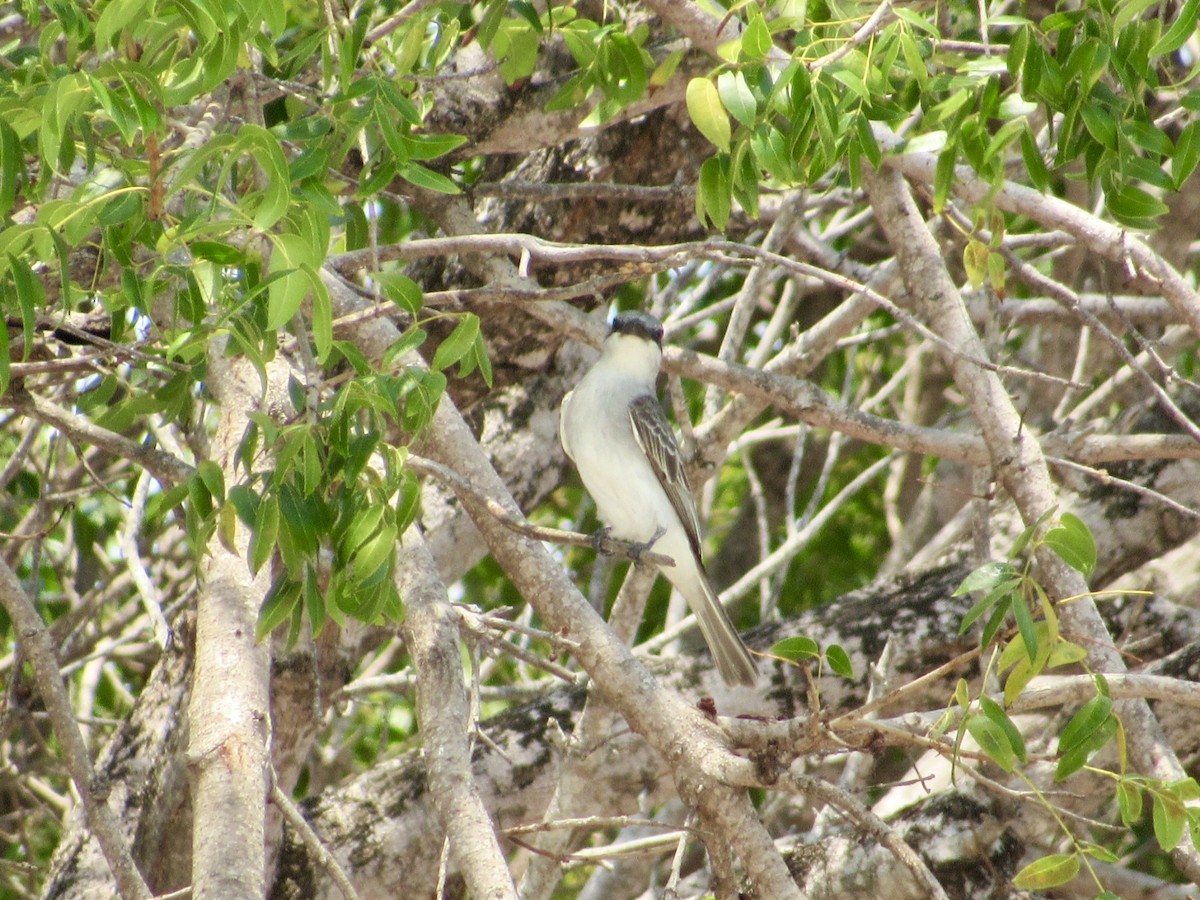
<box><xmin>627</xmin><ymin>525</ymin><xmax>666</xmax><ymax>565</ymax></box>
<box><xmin>591</xmin><ymin>526</ymin><xmax>614</xmax><ymax>555</ymax></box>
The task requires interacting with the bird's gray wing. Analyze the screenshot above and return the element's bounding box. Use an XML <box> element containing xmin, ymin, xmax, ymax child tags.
<box><xmin>628</xmin><ymin>394</ymin><xmax>704</xmax><ymax>559</ymax></box>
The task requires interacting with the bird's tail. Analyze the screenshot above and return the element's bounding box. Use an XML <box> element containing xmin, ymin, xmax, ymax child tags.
<box><xmin>688</xmin><ymin>572</ymin><xmax>759</xmax><ymax>687</ymax></box>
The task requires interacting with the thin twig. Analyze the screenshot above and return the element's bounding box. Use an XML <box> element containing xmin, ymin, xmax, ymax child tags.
<box><xmin>408</xmin><ymin>455</ymin><xmax>676</xmax><ymax>567</ymax></box>
<box><xmin>271</xmin><ymin>776</ymin><xmax>362</xmax><ymax>900</ymax></box>
<box><xmin>0</xmin><ymin>557</ymin><xmax>153</xmax><ymax>900</ymax></box>
<box><xmin>784</xmin><ymin>769</ymin><xmax>950</xmax><ymax>900</ymax></box>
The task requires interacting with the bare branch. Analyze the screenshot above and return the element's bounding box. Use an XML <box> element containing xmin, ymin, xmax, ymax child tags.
<box><xmin>397</xmin><ymin>527</ymin><xmax>519</xmax><ymax>900</ymax></box>
<box><xmin>0</xmin><ymin>556</ymin><xmax>153</xmax><ymax>900</ymax></box>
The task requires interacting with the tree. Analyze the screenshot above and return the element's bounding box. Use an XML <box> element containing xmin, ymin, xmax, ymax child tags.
<box><xmin>2</xmin><ymin>0</ymin><xmax>1200</xmax><ymax>897</ymax></box>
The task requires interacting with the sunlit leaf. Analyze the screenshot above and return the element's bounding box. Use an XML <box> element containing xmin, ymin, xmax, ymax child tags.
<box><xmin>686</xmin><ymin>77</ymin><xmax>731</xmax><ymax>152</ymax></box>
<box><xmin>1012</xmin><ymin>853</ymin><xmax>1079</xmax><ymax>890</ymax></box>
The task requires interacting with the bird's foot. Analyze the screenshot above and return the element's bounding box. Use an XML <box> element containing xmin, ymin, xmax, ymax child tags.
<box><xmin>627</xmin><ymin>525</ymin><xmax>666</xmax><ymax>565</ymax></box>
<box><xmin>590</xmin><ymin>525</ymin><xmax>614</xmax><ymax>555</ymax></box>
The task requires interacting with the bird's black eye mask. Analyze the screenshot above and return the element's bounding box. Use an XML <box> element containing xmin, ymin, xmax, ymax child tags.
<box><xmin>610</xmin><ymin>311</ymin><xmax>664</xmax><ymax>346</ymax></box>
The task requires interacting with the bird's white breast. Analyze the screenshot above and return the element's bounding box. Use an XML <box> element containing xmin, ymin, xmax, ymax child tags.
<box><xmin>561</xmin><ymin>367</ymin><xmax>678</xmax><ymax>545</ymax></box>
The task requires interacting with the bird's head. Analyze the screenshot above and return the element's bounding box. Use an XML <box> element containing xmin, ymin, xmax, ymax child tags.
<box><xmin>603</xmin><ymin>311</ymin><xmax>664</xmax><ymax>380</ymax></box>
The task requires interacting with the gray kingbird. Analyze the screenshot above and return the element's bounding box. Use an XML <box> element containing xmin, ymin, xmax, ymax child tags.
<box><xmin>559</xmin><ymin>311</ymin><xmax>758</xmax><ymax>687</ymax></box>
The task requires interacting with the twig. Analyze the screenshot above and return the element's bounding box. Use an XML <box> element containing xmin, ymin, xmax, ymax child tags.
<box><xmin>454</xmin><ymin>607</ymin><xmax>583</xmax><ymax>684</ymax></box>
<box><xmin>120</xmin><ymin>469</ymin><xmax>172</xmax><ymax>649</ymax></box>
<box><xmin>0</xmin><ymin>556</ymin><xmax>153</xmax><ymax>900</ymax></box>
<box><xmin>783</xmin><ymin>769</ymin><xmax>950</xmax><ymax>900</ymax></box>
<box><xmin>8</xmin><ymin>391</ymin><xmax>193</xmax><ymax>487</ymax></box>
<box><xmin>1047</xmin><ymin>456</ymin><xmax>1200</xmax><ymax>521</ymax></box>
<box><xmin>808</xmin><ymin>0</ymin><xmax>896</xmax><ymax>71</ymax></box>
<box><xmin>270</xmin><ymin>775</ymin><xmax>362</xmax><ymax>900</ymax></box>
<box><xmin>505</xmin><ymin>815</ymin><xmax>694</xmax><ymax>835</ymax></box>
<box><xmin>408</xmin><ymin>455</ymin><xmax>676</xmax><ymax>567</ymax></box>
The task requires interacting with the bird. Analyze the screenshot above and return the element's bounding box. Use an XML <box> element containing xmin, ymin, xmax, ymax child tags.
<box><xmin>559</xmin><ymin>311</ymin><xmax>759</xmax><ymax>687</ymax></box>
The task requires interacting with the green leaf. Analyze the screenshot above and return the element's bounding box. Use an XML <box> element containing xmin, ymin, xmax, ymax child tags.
<box><xmin>696</xmin><ymin>154</ymin><xmax>732</xmax><ymax>229</ymax></box>
<box><xmin>510</xmin><ymin>0</ymin><xmax>542</xmax><ymax>33</ymax></box>
<box><xmin>965</xmin><ymin>713</ymin><xmax>1017</xmax><ymax>772</ymax></box>
<box><xmin>7</xmin><ymin>253</ymin><xmax>43</xmax><ymax>359</ymax></box>
<box><xmin>398</xmin><ymin>162</ymin><xmax>460</xmax><ymax>194</ymax></box>
<box><xmin>900</xmin><ymin>32</ymin><xmax>928</xmax><ymax>87</ymax></box>
<box><xmin>717</xmin><ymin>71</ymin><xmax>757</xmax><ymax>128</ymax></box>
<box><xmin>1149</xmin><ymin>0</ymin><xmax>1200</xmax><ymax>57</ymax></box>
<box><xmin>771</xmin><ymin>635</ymin><xmax>820</xmax><ymax>662</ymax></box>
<box><xmin>400</xmin><ymin>369</ymin><xmax>446</xmax><ymax>432</ymax></box>
<box><xmin>146</xmin><ymin>481</ymin><xmax>190</xmax><ymax>522</ymax></box>
<box><xmin>1042</xmin><ymin>513</ymin><xmax>1096</xmax><ymax>578</ymax></box>
<box><xmin>1153</xmin><ymin>793</ymin><xmax>1186</xmax><ymax>851</ymax></box>
<box><xmin>1046</xmin><ymin>640</ymin><xmax>1088</xmax><ymax>667</ymax></box>
<box><xmin>963</xmin><ymin>240</ymin><xmax>988</xmax><ymax>290</ymax></box>
<box><xmin>1012</xmin><ymin>853</ymin><xmax>1079</xmax><ymax>890</ymax></box>
<box><xmin>376</xmin><ymin>272</ymin><xmax>424</xmax><ymax>316</ymax></box>
<box><xmin>825</xmin><ymin>644</ymin><xmax>853</xmax><ymax>679</ymax></box>
<box><xmin>954</xmin><ymin>677</ymin><xmax>971</xmax><ymax>711</ymax></box>
<box><xmin>1060</xmin><ymin>695</ymin><xmax>1113</xmax><ymax>752</ymax></box>
<box><xmin>1173</xmin><ymin>121</ymin><xmax>1200</xmax><ymax>189</ymax></box>
<box><xmin>310</xmin><ymin>274</ymin><xmax>333</xmax><ymax>363</ymax></box>
<box><xmin>740</xmin><ymin>13</ymin><xmax>773</xmax><ymax>61</ymax></box>
<box><xmin>228</xmin><ymin>485</ymin><xmax>260</xmax><ymax>528</ymax></box>
<box><xmin>343</xmin><ymin>503</ymin><xmax>385</xmax><ymax>557</ymax></box>
<box><xmin>1113</xmin><ymin>777</ymin><xmax>1142</xmax><ymax>830</ymax></box>
<box><xmin>267</xmin><ymin>232</ymin><xmax>318</xmax><ymax>330</ymax></box>
<box><xmin>467</xmin><ymin>329</ymin><xmax>494</xmax><ymax>387</ymax></box>
<box><xmin>96</xmin><ymin>0</ymin><xmax>154</xmax><ymax>49</ymax></box>
<box><xmin>854</xmin><ymin>113</ymin><xmax>882</xmax><ymax>168</ymax></box>
<box><xmin>603</xmin><ymin>33</ymin><xmax>647</xmax><ymax>104</ymax></box>
<box><xmin>476</xmin><ymin>0</ymin><xmax>506</xmax><ymax>49</ymax></box>
<box><xmin>1115</xmin><ymin>0</ymin><xmax>1159</xmax><ymax>28</ymax></box>
<box><xmin>893</xmin><ymin>6</ymin><xmax>938</xmax><ymax>35</ymax></box>
<box><xmin>686</xmin><ymin>78</ymin><xmax>732</xmax><ymax>152</ymax></box>
<box><xmin>650</xmin><ymin>47</ymin><xmax>686</xmax><ymax>88</ymax></box>
<box><xmin>1106</xmin><ymin>182</ymin><xmax>1171</xmax><ymax>229</ymax></box>
<box><xmin>980</xmin><ymin>696</ymin><xmax>1026</xmax><ymax>763</ymax></box>
<box><xmin>1056</xmin><ymin>713</ymin><xmax>1116</xmax><ymax>781</ymax></box>
<box><xmin>1022</xmin><ymin>126</ymin><xmax>1051</xmax><ymax>193</ymax></box>
<box><xmin>0</xmin><ymin>119</ymin><xmax>23</xmax><ymax>217</ymax></box>
<box><xmin>432</xmin><ymin>313</ymin><xmax>482</xmax><ymax>373</ymax></box>
<box><xmin>396</xmin><ymin>471</ymin><xmax>422</xmax><ymax>532</ymax></box>
<box><xmin>1173</xmin><ymin>777</ymin><xmax>1200</xmax><ymax>802</ymax></box>
<box><xmin>1003</xmin><ymin>655</ymin><xmax>1036</xmax><ymax>706</ymax></box>
<box><xmin>279</xmin><ymin>484</ymin><xmax>320</xmax><ymax>559</ymax></box>
<box><xmin>1012</xmin><ymin>593</ymin><xmax>1038</xmax><ymax>662</ymax></box>
<box><xmin>987</xmin><ymin>249</ymin><xmax>1006</xmax><ymax>296</ymax></box>
<box><xmin>352</xmin><ymin>518</ymin><xmax>397</xmax><ymax>581</ymax></box>
<box><xmin>239</xmin><ymin>125</ymin><xmax>292</xmax><ymax>230</ymax></box>
<box><xmin>197</xmin><ymin>460</ymin><xmax>226</xmax><ymax>504</ymax></box>
<box><xmin>401</xmin><ymin>133</ymin><xmax>470</xmax><ymax>161</ymax></box>
<box><xmin>1006</xmin><ymin>26</ymin><xmax>1028</xmax><ymax>82</ymax></box>
<box><xmin>959</xmin><ymin>578</ymin><xmax>1020</xmax><ymax>634</ymax></box>
<box><xmin>980</xmin><ymin>593</ymin><xmax>1013</xmax><ymax>648</ymax></box>
<box><xmin>0</xmin><ymin>303</ymin><xmax>9</xmax><ymax>392</ymax></box>
<box><xmin>829</xmin><ymin>67</ymin><xmax>869</xmax><ymax>104</ymax></box>
<box><xmin>250</xmin><ymin>493</ymin><xmax>280</xmax><ymax>575</ymax></box>
<box><xmin>386</xmin><ymin>328</ymin><xmax>429</xmax><ymax>367</ymax></box>
<box><xmin>256</xmin><ymin>576</ymin><xmax>301</xmax><ymax>641</ymax></box>
<box><xmin>304</xmin><ymin>567</ymin><xmax>326</xmax><ymax>638</ymax></box>
<box><xmin>933</xmin><ymin>140</ymin><xmax>957</xmax><ymax>213</ymax></box>
<box><xmin>1079</xmin><ymin>102</ymin><xmax>1117</xmax><ymax>150</ymax></box>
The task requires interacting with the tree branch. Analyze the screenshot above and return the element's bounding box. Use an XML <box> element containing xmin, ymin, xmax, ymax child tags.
<box><xmin>185</xmin><ymin>340</ymin><xmax>277</xmax><ymax>898</ymax></box>
<box><xmin>860</xmin><ymin>161</ymin><xmax>1200</xmax><ymax>881</ymax></box>
<box><xmin>0</xmin><ymin>555</ymin><xmax>153</xmax><ymax>900</ymax></box>
<box><xmin>396</xmin><ymin>526</ymin><xmax>519</xmax><ymax>900</ymax></box>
